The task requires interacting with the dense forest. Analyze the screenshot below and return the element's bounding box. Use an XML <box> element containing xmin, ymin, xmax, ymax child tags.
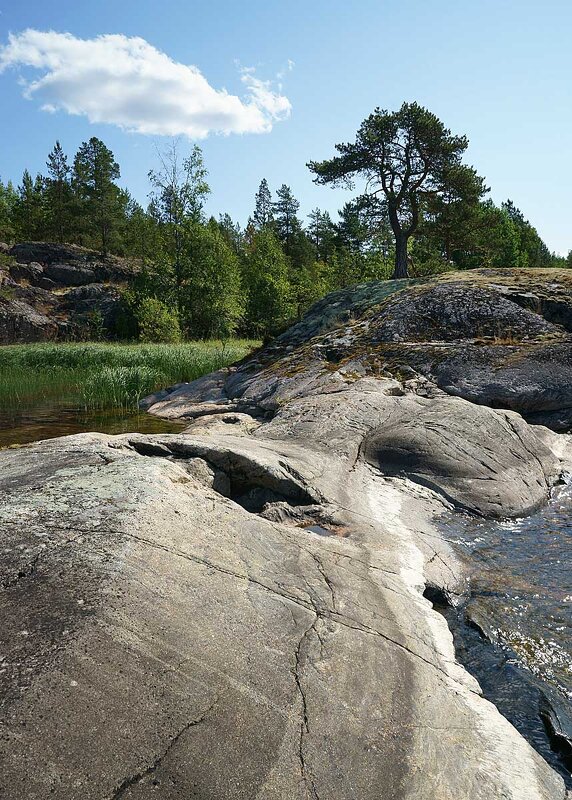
<box><xmin>0</xmin><ymin>103</ymin><xmax>567</xmax><ymax>341</ymax></box>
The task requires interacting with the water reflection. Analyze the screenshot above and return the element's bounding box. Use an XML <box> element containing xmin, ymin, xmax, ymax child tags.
<box><xmin>0</xmin><ymin>400</ymin><xmax>184</xmax><ymax>447</ymax></box>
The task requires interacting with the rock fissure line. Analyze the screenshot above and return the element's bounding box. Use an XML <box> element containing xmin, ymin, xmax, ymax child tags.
<box><xmin>107</xmin><ymin>699</ymin><xmax>218</xmax><ymax>800</ymax></box>
<box><xmin>293</xmin><ymin>613</ymin><xmax>321</xmax><ymax>800</ymax></box>
<box><xmin>72</xmin><ymin>525</ymin><xmax>475</xmax><ymax>690</ymax></box>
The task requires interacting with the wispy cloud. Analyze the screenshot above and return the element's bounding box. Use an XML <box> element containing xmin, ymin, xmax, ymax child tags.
<box><xmin>0</xmin><ymin>29</ymin><xmax>292</xmax><ymax>138</ymax></box>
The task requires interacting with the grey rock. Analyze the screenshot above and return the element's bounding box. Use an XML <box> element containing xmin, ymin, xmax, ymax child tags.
<box><xmin>45</xmin><ymin>262</ymin><xmax>97</xmax><ymax>286</ymax></box>
<box><xmin>0</xmin><ymin>296</ymin><xmax>58</xmax><ymax>343</ymax></box>
<box><xmin>4</xmin><ymin>267</ymin><xmax>572</xmax><ymax>797</ymax></box>
<box><xmin>371</xmin><ymin>281</ymin><xmax>562</xmax><ymax>343</ymax></box>
<box><xmin>8</xmin><ymin>261</ymin><xmax>45</xmax><ymax>285</ymax></box>
<box><xmin>0</xmin><ymin>422</ymin><xmax>566</xmax><ymax>799</ymax></box>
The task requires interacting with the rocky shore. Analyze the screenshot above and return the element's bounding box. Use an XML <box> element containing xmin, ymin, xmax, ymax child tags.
<box><xmin>1</xmin><ymin>268</ymin><xmax>572</xmax><ymax>798</ymax></box>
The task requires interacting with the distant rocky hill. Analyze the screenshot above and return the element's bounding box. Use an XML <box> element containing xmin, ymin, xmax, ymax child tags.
<box><xmin>0</xmin><ymin>241</ymin><xmax>140</xmax><ymax>343</ymax></box>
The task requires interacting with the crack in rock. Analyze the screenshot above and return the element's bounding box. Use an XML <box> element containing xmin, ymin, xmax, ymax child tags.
<box><xmin>108</xmin><ymin>699</ymin><xmax>217</xmax><ymax>799</ymax></box>
<box><xmin>293</xmin><ymin>614</ymin><xmax>321</xmax><ymax>800</ymax></box>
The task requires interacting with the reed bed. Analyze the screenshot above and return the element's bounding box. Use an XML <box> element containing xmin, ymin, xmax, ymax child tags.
<box><xmin>0</xmin><ymin>341</ymin><xmax>258</xmax><ymax>411</ymax></box>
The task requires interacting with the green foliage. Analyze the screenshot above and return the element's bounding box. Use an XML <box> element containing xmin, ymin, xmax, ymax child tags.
<box><xmin>252</xmin><ymin>179</ymin><xmax>273</xmax><ymax>229</ymax></box>
<box><xmin>0</xmin><ymin>341</ymin><xmax>258</xmax><ymax>411</ymax></box>
<box><xmin>501</xmin><ymin>200</ymin><xmax>553</xmax><ymax>267</ymax></box>
<box><xmin>273</xmin><ymin>184</ymin><xmax>301</xmax><ymax>255</ymax></box>
<box><xmin>13</xmin><ymin>170</ymin><xmax>47</xmax><ymax>240</ymax></box>
<box><xmin>72</xmin><ymin>137</ymin><xmax>125</xmax><ymax>254</ymax></box>
<box><xmin>180</xmin><ymin>220</ymin><xmax>244</xmax><ymax>338</ymax></box>
<box><xmin>45</xmin><ymin>141</ymin><xmax>74</xmax><ymax>243</ymax></box>
<box><xmin>0</xmin><ymin>180</ymin><xmax>18</xmax><ymax>242</ymax></box>
<box><xmin>135</xmin><ymin>297</ymin><xmax>182</xmax><ymax>343</ymax></box>
<box><xmin>309</xmin><ymin>101</ymin><xmax>487</xmax><ymax>278</ymax></box>
<box><xmin>242</xmin><ymin>227</ymin><xmax>295</xmax><ymax>336</ymax></box>
<box><xmin>0</xmin><ymin>118</ymin><xmax>565</xmax><ymax>344</ymax></box>
<box><xmin>80</xmin><ymin>365</ymin><xmax>168</xmax><ymax>409</ymax></box>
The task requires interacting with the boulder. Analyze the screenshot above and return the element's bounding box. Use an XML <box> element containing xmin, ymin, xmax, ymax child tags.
<box><xmin>44</xmin><ymin>263</ymin><xmax>97</xmax><ymax>286</ymax></box>
<box><xmin>10</xmin><ymin>241</ymin><xmax>92</xmax><ymax>265</ymax></box>
<box><xmin>8</xmin><ymin>262</ymin><xmax>45</xmax><ymax>285</ymax></box>
<box><xmin>0</xmin><ymin>296</ymin><xmax>58</xmax><ymax>343</ymax></box>
<box><xmin>209</xmin><ymin>269</ymin><xmax>572</xmax><ymax>432</ymax></box>
<box><xmin>60</xmin><ymin>284</ymin><xmax>122</xmax><ymax>328</ymax></box>
<box><xmin>369</xmin><ymin>281</ymin><xmax>562</xmax><ymax>343</ymax></box>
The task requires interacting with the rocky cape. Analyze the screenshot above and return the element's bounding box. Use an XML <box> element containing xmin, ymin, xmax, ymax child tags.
<box><xmin>1</xmin><ymin>268</ymin><xmax>572</xmax><ymax>798</ymax></box>
<box><xmin>0</xmin><ymin>241</ymin><xmax>139</xmax><ymax>342</ymax></box>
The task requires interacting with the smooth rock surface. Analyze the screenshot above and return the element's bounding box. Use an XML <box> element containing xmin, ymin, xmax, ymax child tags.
<box><xmin>3</xmin><ymin>268</ymin><xmax>572</xmax><ymax>798</ymax></box>
<box><xmin>0</xmin><ymin>423</ymin><xmax>568</xmax><ymax>799</ymax></box>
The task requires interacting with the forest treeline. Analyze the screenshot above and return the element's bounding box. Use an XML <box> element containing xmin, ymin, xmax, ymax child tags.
<box><xmin>0</xmin><ymin>104</ymin><xmax>568</xmax><ymax>340</ymax></box>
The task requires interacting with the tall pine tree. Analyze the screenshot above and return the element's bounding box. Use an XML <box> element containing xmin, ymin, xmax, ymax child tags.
<box><xmin>273</xmin><ymin>184</ymin><xmax>300</xmax><ymax>255</ymax></box>
<box><xmin>73</xmin><ymin>137</ymin><xmax>124</xmax><ymax>255</ymax></box>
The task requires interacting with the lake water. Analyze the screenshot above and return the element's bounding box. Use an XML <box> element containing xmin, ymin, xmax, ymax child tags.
<box><xmin>438</xmin><ymin>483</ymin><xmax>572</xmax><ymax>784</ymax></box>
<box><xmin>0</xmin><ymin>399</ymin><xmax>184</xmax><ymax>447</ymax></box>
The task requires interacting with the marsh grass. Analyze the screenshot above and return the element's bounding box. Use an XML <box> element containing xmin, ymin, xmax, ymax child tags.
<box><xmin>0</xmin><ymin>340</ymin><xmax>258</xmax><ymax>411</ymax></box>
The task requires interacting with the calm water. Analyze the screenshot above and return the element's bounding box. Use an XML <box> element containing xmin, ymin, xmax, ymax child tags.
<box><xmin>0</xmin><ymin>399</ymin><xmax>184</xmax><ymax>447</ymax></box>
<box><xmin>438</xmin><ymin>483</ymin><xmax>572</xmax><ymax>782</ymax></box>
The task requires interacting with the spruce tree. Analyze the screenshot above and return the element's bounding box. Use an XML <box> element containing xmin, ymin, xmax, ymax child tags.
<box><xmin>273</xmin><ymin>184</ymin><xmax>300</xmax><ymax>255</ymax></box>
<box><xmin>0</xmin><ymin>180</ymin><xmax>18</xmax><ymax>242</ymax></box>
<box><xmin>242</xmin><ymin>227</ymin><xmax>294</xmax><ymax>337</ymax></box>
<box><xmin>13</xmin><ymin>170</ymin><xmax>47</xmax><ymax>240</ymax></box>
<box><xmin>45</xmin><ymin>141</ymin><xmax>73</xmax><ymax>243</ymax></box>
<box><xmin>253</xmin><ymin>178</ymin><xmax>273</xmax><ymax>229</ymax></box>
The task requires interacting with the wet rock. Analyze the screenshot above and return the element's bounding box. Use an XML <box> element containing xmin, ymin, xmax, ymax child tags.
<box><xmin>540</xmin><ymin>692</ymin><xmax>572</xmax><ymax>769</ymax></box>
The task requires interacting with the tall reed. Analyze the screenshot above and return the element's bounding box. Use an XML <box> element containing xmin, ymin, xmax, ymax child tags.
<box><xmin>0</xmin><ymin>340</ymin><xmax>258</xmax><ymax>411</ymax></box>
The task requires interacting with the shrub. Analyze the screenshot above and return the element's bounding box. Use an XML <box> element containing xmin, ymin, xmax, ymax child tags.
<box><xmin>135</xmin><ymin>297</ymin><xmax>182</xmax><ymax>343</ymax></box>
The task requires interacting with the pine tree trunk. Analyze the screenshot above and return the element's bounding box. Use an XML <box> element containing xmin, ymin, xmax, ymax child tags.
<box><xmin>392</xmin><ymin>235</ymin><xmax>409</xmax><ymax>278</ymax></box>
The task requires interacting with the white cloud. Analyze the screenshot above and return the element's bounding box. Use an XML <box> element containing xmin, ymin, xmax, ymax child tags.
<box><xmin>0</xmin><ymin>29</ymin><xmax>292</xmax><ymax>138</ymax></box>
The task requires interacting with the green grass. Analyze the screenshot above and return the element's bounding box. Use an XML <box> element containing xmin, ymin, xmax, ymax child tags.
<box><xmin>0</xmin><ymin>340</ymin><xmax>259</xmax><ymax>411</ymax></box>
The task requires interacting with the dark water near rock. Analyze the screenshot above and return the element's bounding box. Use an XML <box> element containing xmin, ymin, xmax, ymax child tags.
<box><xmin>438</xmin><ymin>483</ymin><xmax>572</xmax><ymax>784</ymax></box>
<box><xmin>0</xmin><ymin>400</ymin><xmax>184</xmax><ymax>447</ymax></box>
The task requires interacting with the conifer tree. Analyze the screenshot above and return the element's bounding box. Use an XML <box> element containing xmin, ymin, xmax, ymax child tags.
<box><xmin>13</xmin><ymin>170</ymin><xmax>46</xmax><ymax>240</ymax></box>
<box><xmin>73</xmin><ymin>137</ymin><xmax>123</xmax><ymax>255</ymax></box>
<box><xmin>45</xmin><ymin>141</ymin><xmax>73</xmax><ymax>242</ymax></box>
<box><xmin>252</xmin><ymin>178</ymin><xmax>273</xmax><ymax>229</ymax></box>
<box><xmin>273</xmin><ymin>184</ymin><xmax>300</xmax><ymax>255</ymax></box>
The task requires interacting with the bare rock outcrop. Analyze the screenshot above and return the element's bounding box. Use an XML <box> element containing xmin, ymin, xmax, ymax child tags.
<box><xmin>2</xmin><ymin>268</ymin><xmax>572</xmax><ymax>797</ymax></box>
<box><xmin>0</xmin><ymin>242</ymin><xmax>138</xmax><ymax>341</ymax></box>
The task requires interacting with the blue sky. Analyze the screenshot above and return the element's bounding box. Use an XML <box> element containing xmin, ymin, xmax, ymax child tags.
<box><xmin>0</xmin><ymin>0</ymin><xmax>570</xmax><ymax>253</ymax></box>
